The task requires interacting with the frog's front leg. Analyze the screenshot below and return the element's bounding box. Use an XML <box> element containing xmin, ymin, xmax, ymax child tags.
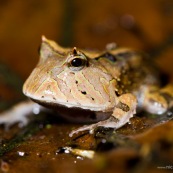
<box><xmin>143</xmin><ymin>84</ymin><xmax>173</xmax><ymax>114</ymax></box>
<box><xmin>0</xmin><ymin>100</ymin><xmax>43</xmax><ymax>129</ymax></box>
<box><xmin>69</xmin><ymin>94</ymin><xmax>137</xmax><ymax>137</ymax></box>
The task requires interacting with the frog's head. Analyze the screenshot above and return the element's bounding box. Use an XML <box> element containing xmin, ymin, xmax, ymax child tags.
<box><xmin>23</xmin><ymin>36</ymin><xmax>116</xmax><ymax>111</ymax></box>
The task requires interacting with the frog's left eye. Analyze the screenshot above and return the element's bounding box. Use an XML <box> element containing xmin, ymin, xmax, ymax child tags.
<box><xmin>68</xmin><ymin>57</ymin><xmax>87</xmax><ymax>71</ymax></box>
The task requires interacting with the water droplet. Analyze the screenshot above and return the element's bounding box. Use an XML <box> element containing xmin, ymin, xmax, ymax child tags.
<box><xmin>167</xmin><ymin>111</ymin><xmax>173</xmax><ymax>117</ymax></box>
<box><xmin>17</xmin><ymin>151</ymin><xmax>25</xmax><ymax>157</ymax></box>
<box><xmin>76</xmin><ymin>156</ymin><xmax>83</xmax><ymax>160</ymax></box>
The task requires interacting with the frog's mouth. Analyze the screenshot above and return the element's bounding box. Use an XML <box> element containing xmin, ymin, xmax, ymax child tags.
<box><xmin>29</xmin><ymin>97</ymin><xmax>112</xmax><ymax>112</ymax></box>
<box><xmin>30</xmin><ymin>98</ymin><xmax>111</xmax><ymax>123</ymax></box>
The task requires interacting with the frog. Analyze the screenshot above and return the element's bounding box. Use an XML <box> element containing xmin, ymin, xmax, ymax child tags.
<box><xmin>0</xmin><ymin>36</ymin><xmax>173</xmax><ymax>137</ymax></box>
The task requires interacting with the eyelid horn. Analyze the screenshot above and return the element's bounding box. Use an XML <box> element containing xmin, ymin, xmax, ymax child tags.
<box><xmin>39</xmin><ymin>35</ymin><xmax>69</xmax><ymax>62</ymax></box>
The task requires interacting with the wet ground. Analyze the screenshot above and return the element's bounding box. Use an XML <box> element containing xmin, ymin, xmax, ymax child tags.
<box><xmin>0</xmin><ymin>0</ymin><xmax>173</xmax><ymax>173</ymax></box>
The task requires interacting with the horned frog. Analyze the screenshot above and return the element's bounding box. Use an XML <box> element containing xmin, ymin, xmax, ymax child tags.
<box><xmin>1</xmin><ymin>36</ymin><xmax>173</xmax><ymax>137</ymax></box>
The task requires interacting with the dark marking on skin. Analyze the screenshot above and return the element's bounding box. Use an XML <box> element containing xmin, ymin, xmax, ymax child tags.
<box><xmin>148</xmin><ymin>99</ymin><xmax>157</xmax><ymax>104</ymax></box>
<box><xmin>116</xmin><ymin>101</ymin><xmax>130</xmax><ymax>112</ymax></box>
<box><xmin>81</xmin><ymin>91</ymin><xmax>87</xmax><ymax>95</ymax></box>
<box><xmin>108</xmin><ymin>116</ymin><xmax>119</xmax><ymax>122</ymax></box>
<box><xmin>91</xmin><ymin>97</ymin><xmax>95</xmax><ymax>101</ymax></box>
<box><xmin>115</xmin><ymin>91</ymin><xmax>121</xmax><ymax>97</ymax></box>
<box><xmin>95</xmin><ymin>52</ymin><xmax>117</xmax><ymax>62</ymax></box>
<box><xmin>104</xmin><ymin>52</ymin><xmax>117</xmax><ymax>62</ymax></box>
<box><xmin>160</xmin><ymin>92</ymin><xmax>173</xmax><ymax>106</ymax></box>
<box><xmin>75</xmin><ymin>80</ymin><xmax>78</xmax><ymax>84</ymax></box>
<box><xmin>41</xmin><ymin>96</ymin><xmax>44</xmax><ymax>98</ymax></box>
<box><xmin>116</xmin><ymin>52</ymin><xmax>134</xmax><ymax>59</ymax></box>
<box><xmin>85</xmin><ymin>58</ymin><xmax>89</xmax><ymax>67</ymax></box>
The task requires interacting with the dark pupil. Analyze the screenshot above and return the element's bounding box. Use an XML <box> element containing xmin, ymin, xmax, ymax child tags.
<box><xmin>71</xmin><ymin>58</ymin><xmax>83</xmax><ymax>67</ymax></box>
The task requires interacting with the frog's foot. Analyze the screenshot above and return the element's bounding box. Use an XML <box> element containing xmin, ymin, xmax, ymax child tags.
<box><xmin>143</xmin><ymin>84</ymin><xmax>173</xmax><ymax>114</ymax></box>
<box><xmin>143</xmin><ymin>92</ymin><xmax>168</xmax><ymax>114</ymax></box>
<box><xmin>0</xmin><ymin>100</ymin><xmax>42</xmax><ymax>129</ymax></box>
<box><xmin>69</xmin><ymin>116</ymin><xmax>124</xmax><ymax>137</ymax></box>
<box><xmin>69</xmin><ymin>111</ymin><xmax>134</xmax><ymax>137</ymax></box>
<box><xmin>69</xmin><ymin>93</ymin><xmax>137</xmax><ymax>137</ymax></box>
<box><xmin>69</xmin><ymin>124</ymin><xmax>97</xmax><ymax>137</ymax></box>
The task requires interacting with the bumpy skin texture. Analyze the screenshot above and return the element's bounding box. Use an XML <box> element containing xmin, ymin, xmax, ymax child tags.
<box><xmin>22</xmin><ymin>36</ymin><xmax>173</xmax><ymax>136</ymax></box>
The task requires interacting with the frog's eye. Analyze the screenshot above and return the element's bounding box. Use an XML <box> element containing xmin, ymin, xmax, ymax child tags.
<box><xmin>71</xmin><ymin>58</ymin><xmax>84</xmax><ymax>67</ymax></box>
<box><xmin>68</xmin><ymin>57</ymin><xmax>87</xmax><ymax>71</ymax></box>
<box><xmin>68</xmin><ymin>47</ymin><xmax>87</xmax><ymax>71</ymax></box>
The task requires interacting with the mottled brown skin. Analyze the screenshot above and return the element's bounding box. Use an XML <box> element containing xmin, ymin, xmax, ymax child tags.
<box><xmin>0</xmin><ymin>36</ymin><xmax>172</xmax><ymax>136</ymax></box>
<box><xmin>22</xmin><ymin>36</ymin><xmax>173</xmax><ymax>136</ymax></box>
<box><xmin>23</xmin><ymin>37</ymin><xmax>159</xmax><ymax>108</ymax></box>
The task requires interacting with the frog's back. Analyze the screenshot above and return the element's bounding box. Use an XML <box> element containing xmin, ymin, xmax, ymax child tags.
<box><xmin>23</xmin><ymin>37</ymin><xmax>162</xmax><ymax>113</ymax></box>
<box><xmin>95</xmin><ymin>47</ymin><xmax>161</xmax><ymax>96</ymax></box>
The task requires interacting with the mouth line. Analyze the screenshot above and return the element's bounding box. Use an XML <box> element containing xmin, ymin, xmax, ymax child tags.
<box><xmin>28</xmin><ymin>96</ymin><xmax>109</xmax><ymax>112</ymax></box>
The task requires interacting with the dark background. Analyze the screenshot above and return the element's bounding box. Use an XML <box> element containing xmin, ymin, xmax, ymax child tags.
<box><xmin>0</xmin><ymin>0</ymin><xmax>173</xmax><ymax>79</ymax></box>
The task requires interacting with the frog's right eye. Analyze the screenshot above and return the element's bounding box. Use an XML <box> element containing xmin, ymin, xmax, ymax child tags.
<box><xmin>67</xmin><ymin>48</ymin><xmax>88</xmax><ymax>71</ymax></box>
<box><xmin>70</xmin><ymin>58</ymin><xmax>85</xmax><ymax>67</ymax></box>
<box><xmin>68</xmin><ymin>57</ymin><xmax>87</xmax><ymax>71</ymax></box>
